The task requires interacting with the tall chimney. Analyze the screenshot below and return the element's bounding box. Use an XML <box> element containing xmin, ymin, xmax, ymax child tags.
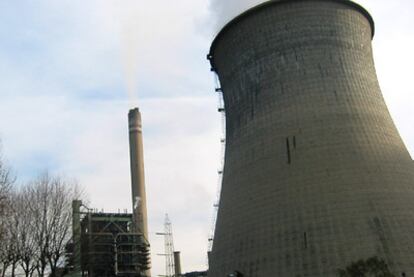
<box><xmin>128</xmin><ymin>108</ymin><xmax>149</xmax><ymax>240</ymax></box>
<box><xmin>173</xmin><ymin>251</ymin><xmax>182</xmax><ymax>277</ymax></box>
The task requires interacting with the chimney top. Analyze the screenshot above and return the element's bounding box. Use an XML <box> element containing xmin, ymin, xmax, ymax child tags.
<box><xmin>129</xmin><ymin>107</ymin><xmax>140</xmax><ymax>115</ymax></box>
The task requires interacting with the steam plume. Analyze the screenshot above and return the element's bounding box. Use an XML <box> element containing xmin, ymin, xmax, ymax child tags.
<box><xmin>121</xmin><ymin>19</ymin><xmax>140</xmax><ymax>108</ymax></box>
<box><xmin>112</xmin><ymin>0</ymin><xmax>141</xmax><ymax>107</ymax></box>
<box><xmin>209</xmin><ymin>0</ymin><xmax>267</xmax><ymax>31</ymax></box>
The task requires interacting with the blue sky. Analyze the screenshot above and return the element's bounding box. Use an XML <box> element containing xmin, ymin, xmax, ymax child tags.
<box><xmin>0</xmin><ymin>0</ymin><xmax>413</xmax><ymax>276</ymax></box>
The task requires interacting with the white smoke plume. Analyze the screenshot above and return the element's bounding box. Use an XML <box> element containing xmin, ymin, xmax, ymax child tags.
<box><xmin>121</xmin><ymin>16</ymin><xmax>140</xmax><ymax>108</ymax></box>
<box><xmin>110</xmin><ymin>0</ymin><xmax>142</xmax><ymax>108</ymax></box>
<box><xmin>134</xmin><ymin>196</ymin><xmax>141</xmax><ymax>210</ymax></box>
<box><xmin>209</xmin><ymin>0</ymin><xmax>267</xmax><ymax>31</ymax></box>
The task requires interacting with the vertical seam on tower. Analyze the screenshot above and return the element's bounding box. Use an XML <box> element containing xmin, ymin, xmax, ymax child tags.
<box><xmin>286</xmin><ymin>137</ymin><xmax>291</xmax><ymax>164</ymax></box>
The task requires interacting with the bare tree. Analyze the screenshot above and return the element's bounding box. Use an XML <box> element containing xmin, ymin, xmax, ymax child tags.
<box><xmin>28</xmin><ymin>173</ymin><xmax>79</xmax><ymax>277</ymax></box>
<box><xmin>0</xmin><ymin>145</ymin><xmax>14</xmax><ymax>239</ymax></box>
<box><xmin>0</xmin><ymin>196</ymin><xmax>11</xmax><ymax>277</ymax></box>
<box><xmin>1</xmin><ymin>194</ymin><xmax>20</xmax><ymax>277</ymax></box>
<box><xmin>5</xmin><ymin>191</ymin><xmax>23</xmax><ymax>277</ymax></box>
<box><xmin>0</xmin><ymin>238</ymin><xmax>19</xmax><ymax>277</ymax></box>
<box><xmin>29</xmin><ymin>174</ymin><xmax>50</xmax><ymax>277</ymax></box>
<box><xmin>46</xmin><ymin>176</ymin><xmax>76</xmax><ymax>277</ymax></box>
<box><xmin>0</xmin><ymin>205</ymin><xmax>15</xmax><ymax>277</ymax></box>
<box><xmin>0</xmin><ymin>141</ymin><xmax>81</xmax><ymax>277</ymax></box>
<box><xmin>0</xmin><ymin>144</ymin><xmax>15</xmax><ymax>277</ymax></box>
<box><xmin>15</xmin><ymin>187</ymin><xmax>37</xmax><ymax>277</ymax></box>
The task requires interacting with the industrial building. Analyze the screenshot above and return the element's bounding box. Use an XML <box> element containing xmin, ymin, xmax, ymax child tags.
<box><xmin>69</xmin><ymin>201</ymin><xmax>150</xmax><ymax>277</ymax></box>
<box><xmin>207</xmin><ymin>0</ymin><xmax>414</xmax><ymax>276</ymax></box>
<box><xmin>67</xmin><ymin>108</ymin><xmax>151</xmax><ymax>277</ymax></box>
<box><xmin>183</xmin><ymin>271</ymin><xmax>207</xmax><ymax>277</ymax></box>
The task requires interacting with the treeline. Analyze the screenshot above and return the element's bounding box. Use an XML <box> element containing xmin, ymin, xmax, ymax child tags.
<box><xmin>0</xmin><ymin>148</ymin><xmax>81</xmax><ymax>277</ymax></box>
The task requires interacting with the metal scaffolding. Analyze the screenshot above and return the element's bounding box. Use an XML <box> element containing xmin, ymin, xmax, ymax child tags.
<box><xmin>69</xmin><ymin>201</ymin><xmax>150</xmax><ymax>277</ymax></box>
<box><xmin>156</xmin><ymin>214</ymin><xmax>176</xmax><ymax>277</ymax></box>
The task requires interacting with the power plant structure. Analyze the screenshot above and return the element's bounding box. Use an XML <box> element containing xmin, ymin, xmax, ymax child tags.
<box><xmin>129</xmin><ymin>108</ymin><xmax>150</xmax><ymax>242</ymax></box>
<box><xmin>128</xmin><ymin>107</ymin><xmax>151</xmax><ymax>277</ymax></box>
<box><xmin>207</xmin><ymin>0</ymin><xmax>414</xmax><ymax>276</ymax></box>
<box><xmin>68</xmin><ymin>108</ymin><xmax>151</xmax><ymax>277</ymax></box>
<box><xmin>156</xmin><ymin>214</ymin><xmax>183</xmax><ymax>277</ymax></box>
<box><xmin>70</xmin><ymin>202</ymin><xmax>150</xmax><ymax>277</ymax></box>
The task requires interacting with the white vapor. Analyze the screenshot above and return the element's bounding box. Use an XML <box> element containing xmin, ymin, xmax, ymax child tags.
<box><xmin>114</xmin><ymin>0</ymin><xmax>141</xmax><ymax>107</ymax></box>
<box><xmin>120</xmin><ymin>14</ymin><xmax>140</xmax><ymax>107</ymax></box>
<box><xmin>209</xmin><ymin>0</ymin><xmax>266</xmax><ymax>30</ymax></box>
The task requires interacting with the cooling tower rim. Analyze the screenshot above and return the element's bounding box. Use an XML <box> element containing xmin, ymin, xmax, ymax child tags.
<box><xmin>207</xmin><ymin>0</ymin><xmax>375</xmax><ymax>70</ymax></box>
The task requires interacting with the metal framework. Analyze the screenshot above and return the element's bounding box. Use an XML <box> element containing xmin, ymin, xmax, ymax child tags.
<box><xmin>156</xmin><ymin>214</ymin><xmax>175</xmax><ymax>277</ymax></box>
<box><xmin>69</xmin><ymin>201</ymin><xmax>150</xmax><ymax>277</ymax></box>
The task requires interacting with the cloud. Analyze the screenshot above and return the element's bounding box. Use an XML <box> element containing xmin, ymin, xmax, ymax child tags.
<box><xmin>208</xmin><ymin>0</ymin><xmax>266</xmax><ymax>31</ymax></box>
<box><xmin>0</xmin><ymin>94</ymin><xmax>221</xmax><ymax>275</ymax></box>
<box><xmin>0</xmin><ymin>1</ymin><xmax>218</xmax><ymax>275</ymax></box>
<box><xmin>63</xmin><ymin>97</ymin><xmax>221</xmax><ymax>274</ymax></box>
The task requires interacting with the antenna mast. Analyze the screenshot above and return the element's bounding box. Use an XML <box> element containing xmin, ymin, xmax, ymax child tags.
<box><xmin>156</xmin><ymin>214</ymin><xmax>175</xmax><ymax>277</ymax></box>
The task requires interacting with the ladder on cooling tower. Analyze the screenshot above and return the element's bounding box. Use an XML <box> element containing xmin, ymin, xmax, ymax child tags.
<box><xmin>207</xmin><ymin>72</ymin><xmax>226</xmax><ymax>255</ymax></box>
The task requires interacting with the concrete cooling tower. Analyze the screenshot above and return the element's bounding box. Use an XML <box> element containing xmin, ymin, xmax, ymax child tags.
<box><xmin>207</xmin><ymin>0</ymin><xmax>414</xmax><ymax>276</ymax></box>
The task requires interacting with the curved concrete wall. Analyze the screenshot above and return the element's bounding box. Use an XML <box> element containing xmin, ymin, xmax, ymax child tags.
<box><xmin>208</xmin><ymin>1</ymin><xmax>414</xmax><ymax>276</ymax></box>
